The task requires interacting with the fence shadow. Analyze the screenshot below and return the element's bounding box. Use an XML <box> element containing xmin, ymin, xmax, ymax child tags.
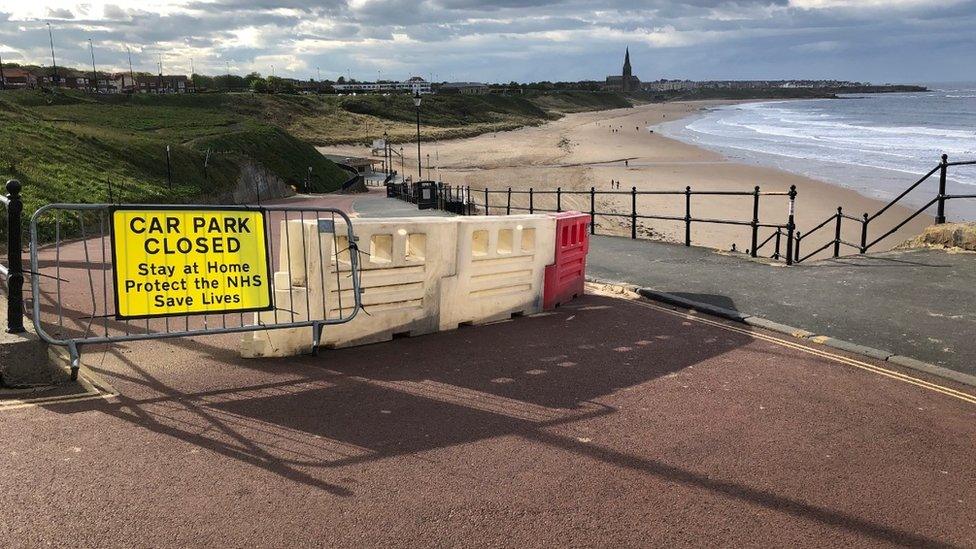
<box><xmin>37</xmin><ymin>294</ymin><xmax>946</xmax><ymax>545</ymax></box>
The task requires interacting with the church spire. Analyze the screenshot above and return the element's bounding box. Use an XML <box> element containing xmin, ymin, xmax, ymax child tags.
<box><xmin>623</xmin><ymin>47</ymin><xmax>632</xmax><ymax>79</ymax></box>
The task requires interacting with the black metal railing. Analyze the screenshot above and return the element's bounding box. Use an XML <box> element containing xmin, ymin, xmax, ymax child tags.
<box><xmin>403</xmin><ymin>181</ymin><xmax>798</xmax><ymax>264</ymax></box>
<box><xmin>794</xmin><ymin>155</ymin><xmax>976</xmax><ymax>263</ymax></box>
<box><xmin>1</xmin><ymin>179</ymin><xmax>26</xmax><ymax>333</ymax></box>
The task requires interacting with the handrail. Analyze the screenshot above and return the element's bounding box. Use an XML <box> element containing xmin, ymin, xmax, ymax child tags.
<box><xmin>865</xmin><ymin>196</ymin><xmax>939</xmax><ymax>250</ymax></box>
<box><xmin>795</xmin><ymin>155</ymin><xmax>975</xmax><ymax>263</ymax></box>
<box><xmin>439</xmin><ymin>182</ymin><xmax>797</xmax><ymax>264</ymax></box>
<box><xmin>868</xmin><ymin>164</ymin><xmax>940</xmax><ymax>222</ymax></box>
<box><xmin>393</xmin><ymin>154</ymin><xmax>974</xmax><ymax>266</ymax></box>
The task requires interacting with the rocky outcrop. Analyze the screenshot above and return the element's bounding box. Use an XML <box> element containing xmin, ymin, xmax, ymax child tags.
<box><xmin>898</xmin><ymin>222</ymin><xmax>976</xmax><ymax>252</ymax></box>
<box><xmin>209</xmin><ymin>160</ymin><xmax>296</xmax><ymax>205</ymax></box>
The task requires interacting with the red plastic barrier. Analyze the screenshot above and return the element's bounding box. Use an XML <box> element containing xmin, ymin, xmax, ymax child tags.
<box><xmin>544</xmin><ymin>211</ymin><xmax>590</xmax><ymax>310</ymax></box>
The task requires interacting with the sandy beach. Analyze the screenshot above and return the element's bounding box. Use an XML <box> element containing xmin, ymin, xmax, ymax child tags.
<box><xmin>321</xmin><ymin>101</ymin><xmax>932</xmax><ymax>258</ymax></box>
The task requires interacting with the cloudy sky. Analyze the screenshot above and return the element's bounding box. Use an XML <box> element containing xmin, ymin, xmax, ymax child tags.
<box><xmin>1</xmin><ymin>0</ymin><xmax>974</xmax><ymax>83</ymax></box>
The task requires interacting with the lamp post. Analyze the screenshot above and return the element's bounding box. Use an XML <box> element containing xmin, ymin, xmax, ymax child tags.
<box><xmin>88</xmin><ymin>38</ymin><xmax>97</xmax><ymax>93</ymax></box>
<box><xmin>47</xmin><ymin>23</ymin><xmax>59</xmax><ymax>88</ymax></box>
<box><xmin>383</xmin><ymin>131</ymin><xmax>389</xmax><ymax>176</ymax></box>
<box><xmin>413</xmin><ymin>91</ymin><xmax>422</xmax><ymax>180</ymax></box>
<box><xmin>399</xmin><ymin>146</ymin><xmax>404</xmax><ymax>175</ymax></box>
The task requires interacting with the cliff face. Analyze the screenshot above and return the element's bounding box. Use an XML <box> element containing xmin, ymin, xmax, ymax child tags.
<box><xmin>899</xmin><ymin>223</ymin><xmax>976</xmax><ymax>252</ymax></box>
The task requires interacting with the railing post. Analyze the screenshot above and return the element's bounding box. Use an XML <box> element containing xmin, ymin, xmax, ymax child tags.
<box><xmin>785</xmin><ymin>185</ymin><xmax>796</xmax><ymax>265</ymax></box>
<box><xmin>773</xmin><ymin>229</ymin><xmax>781</xmax><ymax>260</ymax></box>
<box><xmin>684</xmin><ymin>186</ymin><xmax>692</xmax><ymax>247</ymax></box>
<box><xmin>833</xmin><ymin>206</ymin><xmax>843</xmax><ymax>258</ymax></box>
<box><xmin>484</xmin><ymin>187</ymin><xmax>489</xmax><ymax>216</ymax></box>
<box><xmin>936</xmin><ymin>153</ymin><xmax>948</xmax><ymax>224</ymax></box>
<box><xmin>506</xmin><ymin>187</ymin><xmax>512</xmax><ymax>215</ymax></box>
<box><xmin>529</xmin><ymin>188</ymin><xmax>534</xmax><ymax>214</ymax></box>
<box><xmin>860</xmin><ymin>213</ymin><xmax>869</xmax><ymax>254</ymax></box>
<box><xmin>5</xmin><ymin>179</ymin><xmax>25</xmax><ymax>334</ymax></box>
<box><xmin>794</xmin><ymin>231</ymin><xmax>802</xmax><ymax>264</ymax></box>
<box><xmin>631</xmin><ymin>186</ymin><xmax>637</xmax><ymax>239</ymax></box>
<box><xmin>751</xmin><ymin>185</ymin><xmax>760</xmax><ymax>258</ymax></box>
<box><xmin>589</xmin><ymin>186</ymin><xmax>596</xmax><ymax>235</ymax></box>
<box><xmin>556</xmin><ymin>187</ymin><xmax>562</xmax><ymax>213</ymax></box>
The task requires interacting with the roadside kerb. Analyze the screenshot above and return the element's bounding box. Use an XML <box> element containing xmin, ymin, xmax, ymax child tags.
<box><xmin>586</xmin><ymin>275</ymin><xmax>976</xmax><ymax>389</ymax></box>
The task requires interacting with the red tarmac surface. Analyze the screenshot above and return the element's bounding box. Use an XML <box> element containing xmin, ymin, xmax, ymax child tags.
<box><xmin>4</xmin><ymin>192</ymin><xmax>976</xmax><ymax>546</ymax></box>
<box><xmin>3</xmin><ymin>291</ymin><xmax>976</xmax><ymax>547</ymax></box>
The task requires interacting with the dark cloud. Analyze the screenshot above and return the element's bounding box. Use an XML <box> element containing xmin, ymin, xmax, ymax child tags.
<box><xmin>46</xmin><ymin>8</ymin><xmax>74</xmax><ymax>19</ymax></box>
<box><xmin>0</xmin><ymin>0</ymin><xmax>973</xmax><ymax>82</ymax></box>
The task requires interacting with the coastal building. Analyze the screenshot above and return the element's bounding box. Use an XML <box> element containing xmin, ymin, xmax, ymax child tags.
<box><xmin>0</xmin><ymin>68</ymin><xmax>38</xmax><ymax>89</ymax></box>
<box><xmin>604</xmin><ymin>48</ymin><xmax>640</xmax><ymax>92</ymax></box>
<box><xmin>332</xmin><ymin>77</ymin><xmax>432</xmax><ymax>94</ymax></box>
<box><xmin>642</xmin><ymin>79</ymin><xmax>697</xmax><ymax>92</ymax></box>
<box><xmin>437</xmin><ymin>82</ymin><xmax>489</xmax><ymax>95</ymax></box>
<box><xmin>134</xmin><ymin>74</ymin><xmax>194</xmax><ymax>94</ymax></box>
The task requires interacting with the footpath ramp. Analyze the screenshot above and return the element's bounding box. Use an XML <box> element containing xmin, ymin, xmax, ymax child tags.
<box><xmin>586</xmin><ymin>234</ymin><xmax>976</xmax><ymax>377</ymax></box>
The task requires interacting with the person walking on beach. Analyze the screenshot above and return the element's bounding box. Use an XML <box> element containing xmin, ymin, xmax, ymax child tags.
<box><xmin>625</xmin><ymin>159</ymin><xmax>629</xmax><ymax>167</ymax></box>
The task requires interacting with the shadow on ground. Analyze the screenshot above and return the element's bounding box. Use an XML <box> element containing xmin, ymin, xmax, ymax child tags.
<box><xmin>36</xmin><ymin>293</ymin><xmax>959</xmax><ymax>546</ymax></box>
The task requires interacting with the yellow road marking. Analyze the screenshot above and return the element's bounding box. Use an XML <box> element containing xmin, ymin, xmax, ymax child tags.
<box><xmin>0</xmin><ymin>391</ymin><xmax>114</xmax><ymax>411</ymax></box>
<box><xmin>625</xmin><ymin>298</ymin><xmax>976</xmax><ymax>405</ymax></box>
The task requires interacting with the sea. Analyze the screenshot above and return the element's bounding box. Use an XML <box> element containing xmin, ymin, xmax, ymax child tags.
<box><xmin>656</xmin><ymin>83</ymin><xmax>976</xmax><ymax>220</ymax></box>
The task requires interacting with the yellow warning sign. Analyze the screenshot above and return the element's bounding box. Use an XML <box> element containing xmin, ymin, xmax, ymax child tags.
<box><xmin>111</xmin><ymin>208</ymin><xmax>272</xmax><ymax>319</ymax></box>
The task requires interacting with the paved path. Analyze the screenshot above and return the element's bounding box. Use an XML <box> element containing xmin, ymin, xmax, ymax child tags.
<box><xmin>334</xmin><ymin>191</ymin><xmax>976</xmax><ymax>377</ymax></box>
<box><xmin>6</xmin><ymin>191</ymin><xmax>976</xmax><ymax>546</ymax></box>
<box><xmin>586</xmin><ymin>235</ymin><xmax>976</xmax><ymax>377</ymax></box>
<box><xmin>4</xmin><ymin>293</ymin><xmax>975</xmax><ymax>547</ymax></box>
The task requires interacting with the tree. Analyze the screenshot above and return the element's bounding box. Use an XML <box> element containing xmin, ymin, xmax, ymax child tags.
<box><xmin>250</xmin><ymin>78</ymin><xmax>269</xmax><ymax>93</ymax></box>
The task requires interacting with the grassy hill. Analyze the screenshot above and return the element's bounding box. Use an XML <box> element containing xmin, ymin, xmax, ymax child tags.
<box><xmin>220</xmin><ymin>89</ymin><xmax>633</xmax><ymax>145</ymax></box>
<box><xmin>0</xmin><ymin>90</ymin><xmax>350</xmax><ymax>218</ymax></box>
<box><xmin>0</xmin><ymin>88</ymin><xmax>633</xmax><ymax>241</ymax></box>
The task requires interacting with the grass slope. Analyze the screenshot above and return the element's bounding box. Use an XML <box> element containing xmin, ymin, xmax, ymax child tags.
<box><xmin>0</xmin><ymin>88</ymin><xmax>631</xmax><ymax>240</ymax></box>
<box><xmin>0</xmin><ymin>90</ymin><xmax>351</xmax><ymax>240</ymax></box>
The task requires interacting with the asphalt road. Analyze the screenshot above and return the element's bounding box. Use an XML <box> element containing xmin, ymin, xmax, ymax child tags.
<box><xmin>3</xmin><ymin>293</ymin><xmax>976</xmax><ymax>547</ymax></box>
<box><xmin>586</xmin><ymin>235</ymin><xmax>976</xmax><ymax>376</ymax></box>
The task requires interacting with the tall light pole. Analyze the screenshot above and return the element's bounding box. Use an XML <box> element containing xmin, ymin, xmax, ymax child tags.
<box><xmin>126</xmin><ymin>45</ymin><xmax>134</xmax><ymax>92</ymax></box>
<box><xmin>88</xmin><ymin>38</ymin><xmax>97</xmax><ymax>93</ymax></box>
<box><xmin>47</xmin><ymin>23</ymin><xmax>59</xmax><ymax>88</ymax></box>
<box><xmin>383</xmin><ymin>131</ymin><xmax>389</xmax><ymax>176</ymax></box>
<box><xmin>413</xmin><ymin>91</ymin><xmax>422</xmax><ymax>180</ymax></box>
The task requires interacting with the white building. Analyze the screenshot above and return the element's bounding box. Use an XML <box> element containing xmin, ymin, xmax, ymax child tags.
<box><xmin>333</xmin><ymin>76</ymin><xmax>431</xmax><ymax>94</ymax></box>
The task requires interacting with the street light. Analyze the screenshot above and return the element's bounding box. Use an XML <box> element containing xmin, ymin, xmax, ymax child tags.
<box><xmin>383</xmin><ymin>131</ymin><xmax>389</xmax><ymax>176</ymax></box>
<box><xmin>413</xmin><ymin>91</ymin><xmax>422</xmax><ymax>180</ymax></box>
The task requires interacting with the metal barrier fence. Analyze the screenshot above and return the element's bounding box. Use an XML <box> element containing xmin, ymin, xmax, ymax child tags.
<box><xmin>28</xmin><ymin>203</ymin><xmax>362</xmax><ymax>379</ymax></box>
<box><xmin>390</xmin><ymin>181</ymin><xmax>798</xmax><ymax>264</ymax></box>
<box><xmin>1</xmin><ymin>180</ymin><xmax>25</xmax><ymax>334</ymax></box>
<box><xmin>794</xmin><ymin>155</ymin><xmax>976</xmax><ymax>263</ymax></box>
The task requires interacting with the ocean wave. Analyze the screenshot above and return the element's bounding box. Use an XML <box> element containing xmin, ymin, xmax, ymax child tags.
<box><xmin>675</xmin><ymin>95</ymin><xmax>976</xmax><ymax>193</ymax></box>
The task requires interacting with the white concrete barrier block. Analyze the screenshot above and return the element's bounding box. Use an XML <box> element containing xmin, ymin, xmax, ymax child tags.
<box><xmin>439</xmin><ymin>215</ymin><xmax>556</xmax><ymax>330</ymax></box>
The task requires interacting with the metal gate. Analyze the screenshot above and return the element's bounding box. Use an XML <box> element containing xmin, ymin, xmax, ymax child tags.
<box><xmin>29</xmin><ymin>203</ymin><xmax>362</xmax><ymax>378</ymax></box>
